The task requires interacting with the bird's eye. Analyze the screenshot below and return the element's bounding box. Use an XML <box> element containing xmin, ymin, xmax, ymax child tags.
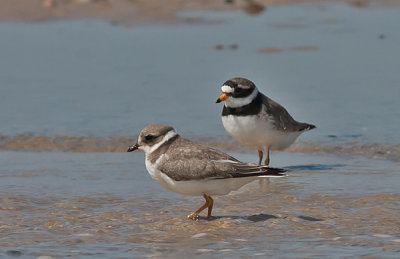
<box><xmin>145</xmin><ymin>135</ymin><xmax>155</xmax><ymax>141</ymax></box>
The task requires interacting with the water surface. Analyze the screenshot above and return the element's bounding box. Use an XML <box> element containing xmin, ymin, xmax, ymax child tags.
<box><xmin>0</xmin><ymin>3</ymin><xmax>399</xmax><ymax>144</ymax></box>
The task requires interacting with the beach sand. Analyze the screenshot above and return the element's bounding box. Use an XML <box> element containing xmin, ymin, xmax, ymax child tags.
<box><xmin>0</xmin><ymin>0</ymin><xmax>392</xmax><ymax>26</ymax></box>
<box><xmin>1</xmin><ymin>1</ymin><xmax>400</xmax><ymax>257</ymax></box>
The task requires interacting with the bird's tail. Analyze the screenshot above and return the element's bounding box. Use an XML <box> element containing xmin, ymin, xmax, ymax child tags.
<box><xmin>229</xmin><ymin>166</ymin><xmax>286</xmax><ymax>178</ymax></box>
<box><xmin>299</xmin><ymin>123</ymin><xmax>316</xmax><ymax>131</ymax></box>
<box><xmin>257</xmin><ymin>167</ymin><xmax>287</xmax><ymax>178</ymax></box>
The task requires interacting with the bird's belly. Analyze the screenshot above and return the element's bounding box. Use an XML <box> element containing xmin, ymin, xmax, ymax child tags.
<box><xmin>145</xmin><ymin>162</ymin><xmax>256</xmax><ymax>196</ymax></box>
<box><xmin>222</xmin><ymin>115</ymin><xmax>301</xmax><ymax>150</ymax></box>
<box><xmin>145</xmin><ymin>155</ymin><xmax>258</xmax><ymax>196</ymax></box>
<box><xmin>167</xmin><ymin>177</ymin><xmax>257</xmax><ymax>196</ymax></box>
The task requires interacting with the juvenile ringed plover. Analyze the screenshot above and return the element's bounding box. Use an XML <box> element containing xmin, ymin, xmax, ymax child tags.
<box><xmin>127</xmin><ymin>124</ymin><xmax>286</xmax><ymax>220</ymax></box>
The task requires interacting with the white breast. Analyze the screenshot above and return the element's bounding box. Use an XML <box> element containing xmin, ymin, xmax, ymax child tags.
<box><xmin>145</xmin><ymin>154</ymin><xmax>174</xmax><ymax>192</ymax></box>
<box><xmin>221</xmin><ymin>114</ymin><xmax>301</xmax><ymax>151</ymax></box>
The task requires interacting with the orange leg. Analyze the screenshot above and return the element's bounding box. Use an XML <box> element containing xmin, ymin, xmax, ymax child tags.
<box><xmin>264</xmin><ymin>148</ymin><xmax>270</xmax><ymax>166</ymax></box>
<box><xmin>187</xmin><ymin>194</ymin><xmax>210</xmax><ymax>220</ymax></box>
<box><xmin>258</xmin><ymin>150</ymin><xmax>263</xmax><ymax>166</ymax></box>
<box><xmin>206</xmin><ymin>195</ymin><xmax>214</xmax><ymax>219</ymax></box>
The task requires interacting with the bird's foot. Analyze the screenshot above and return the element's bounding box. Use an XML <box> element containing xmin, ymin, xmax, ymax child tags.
<box><xmin>187</xmin><ymin>213</ymin><xmax>200</xmax><ymax>220</ymax></box>
<box><xmin>187</xmin><ymin>214</ymin><xmax>213</xmax><ymax>221</ymax></box>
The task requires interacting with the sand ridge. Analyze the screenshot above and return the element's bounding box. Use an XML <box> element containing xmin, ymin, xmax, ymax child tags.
<box><xmin>0</xmin><ymin>0</ymin><xmax>373</xmax><ymax>26</ymax></box>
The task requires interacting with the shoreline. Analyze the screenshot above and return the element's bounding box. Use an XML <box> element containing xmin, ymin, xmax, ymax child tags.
<box><xmin>0</xmin><ymin>134</ymin><xmax>399</xmax><ymax>162</ymax></box>
<box><xmin>0</xmin><ymin>0</ymin><xmax>390</xmax><ymax>26</ymax></box>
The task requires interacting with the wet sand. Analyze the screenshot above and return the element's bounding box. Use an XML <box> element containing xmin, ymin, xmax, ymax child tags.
<box><xmin>1</xmin><ymin>1</ymin><xmax>399</xmax><ymax>257</ymax></box>
<box><xmin>1</xmin><ymin>135</ymin><xmax>400</xmax><ymax>162</ymax></box>
<box><xmin>1</xmin><ymin>151</ymin><xmax>399</xmax><ymax>257</ymax></box>
<box><xmin>0</xmin><ymin>0</ymin><xmax>397</xmax><ymax>26</ymax></box>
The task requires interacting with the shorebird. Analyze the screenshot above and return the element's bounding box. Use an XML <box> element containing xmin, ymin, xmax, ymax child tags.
<box><xmin>127</xmin><ymin>123</ymin><xmax>285</xmax><ymax>220</ymax></box>
<box><xmin>216</xmin><ymin>77</ymin><xmax>315</xmax><ymax>166</ymax></box>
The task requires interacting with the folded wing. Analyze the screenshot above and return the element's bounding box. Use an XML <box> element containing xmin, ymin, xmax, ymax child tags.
<box><xmin>158</xmin><ymin>137</ymin><xmax>286</xmax><ymax>181</ymax></box>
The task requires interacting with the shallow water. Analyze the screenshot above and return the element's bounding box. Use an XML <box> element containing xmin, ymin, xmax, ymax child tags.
<box><xmin>1</xmin><ymin>151</ymin><xmax>400</xmax><ymax>258</ymax></box>
<box><xmin>0</xmin><ymin>3</ymin><xmax>399</xmax><ymax>144</ymax></box>
<box><xmin>1</xmin><ymin>2</ymin><xmax>400</xmax><ymax>258</ymax></box>
<box><xmin>0</xmin><ymin>3</ymin><xmax>399</xmax><ymax>161</ymax></box>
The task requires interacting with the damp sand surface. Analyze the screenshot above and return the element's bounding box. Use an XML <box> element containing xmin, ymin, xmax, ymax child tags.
<box><xmin>1</xmin><ymin>151</ymin><xmax>400</xmax><ymax>258</ymax></box>
<box><xmin>1</xmin><ymin>2</ymin><xmax>400</xmax><ymax>258</ymax></box>
<box><xmin>0</xmin><ymin>0</ymin><xmax>390</xmax><ymax>26</ymax></box>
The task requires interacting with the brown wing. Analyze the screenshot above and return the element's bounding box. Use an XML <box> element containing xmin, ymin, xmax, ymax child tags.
<box><xmin>260</xmin><ymin>93</ymin><xmax>315</xmax><ymax>132</ymax></box>
<box><xmin>157</xmin><ymin>137</ymin><xmax>285</xmax><ymax>181</ymax></box>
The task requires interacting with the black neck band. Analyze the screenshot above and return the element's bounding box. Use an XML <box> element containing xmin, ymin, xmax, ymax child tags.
<box><xmin>222</xmin><ymin>93</ymin><xmax>262</xmax><ymax>116</ymax></box>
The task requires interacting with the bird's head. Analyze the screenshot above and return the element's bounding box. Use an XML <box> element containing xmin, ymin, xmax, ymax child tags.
<box><xmin>127</xmin><ymin>124</ymin><xmax>177</xmax><ymax>154</ymax></box>
<box><xmin>216</xmin><ymin>77</ymin><xmax>258</xmax><ymax>108</ymax></box>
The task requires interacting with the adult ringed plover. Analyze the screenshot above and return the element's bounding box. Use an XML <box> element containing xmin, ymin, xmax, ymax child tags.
<box><xmin>216</xmin><ymin>77</ymin><xmax>316</xmax><ymax>166</ymax></box>
<box><xmin>127</xmin><ymin>124</ymin><xmax>285</xmax><ymax>220</ymax></box>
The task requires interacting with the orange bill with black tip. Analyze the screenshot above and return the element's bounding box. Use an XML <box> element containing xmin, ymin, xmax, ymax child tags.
<box><xmin>216</xmin><ymin>93</ymin><xmax>228</xmax><ymax>103</ymax></box>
